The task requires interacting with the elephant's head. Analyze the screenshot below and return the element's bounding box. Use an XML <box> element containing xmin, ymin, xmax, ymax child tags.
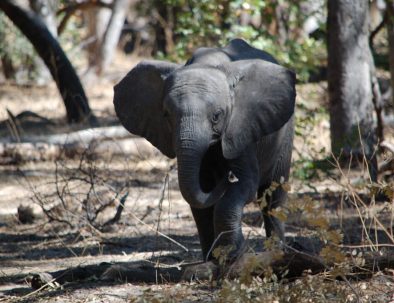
<box><xmin>114</xmin><ymin>51</ymin><xmax>295</xmax><ymax>209</ymax></box>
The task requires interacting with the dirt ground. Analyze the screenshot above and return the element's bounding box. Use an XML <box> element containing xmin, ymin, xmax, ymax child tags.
<box><xmin>0</xmin><ymin>54</ymin><xmax>394</xmax><ymax>302</ymax></box>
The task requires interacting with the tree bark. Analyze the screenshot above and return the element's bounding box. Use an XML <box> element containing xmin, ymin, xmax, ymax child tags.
<box><xmin>85</xmin><ymin>0</ymin><xmax>112</xmax><ymax>72</ymax></box>
<box><xmin>152</xmin><ymin>0</ymin><xmax>173</xmax><ymax>55</ymax></box>
<box><xmin>0</xmin><ymin>0</ymin><xmax>95</xmax><ymax>124</ymax></box>
<box><xmin>327</xmin><ymin>0</ymin><xmax>377</xmax><ymax>179</ymax></box>
<box><xmin>84</xmin><ymin>0</ymin><xmax>131</xmax><ymax>77</ymax></box>
<box><xmin>96</xmin><ymin>0</ymin><xmax>131</xmax><ymax>75</ymax></box>
<box><xmin>388</xmin><ymin>1</ymin><xmax>394</xmax><ymax>109</ymax></box>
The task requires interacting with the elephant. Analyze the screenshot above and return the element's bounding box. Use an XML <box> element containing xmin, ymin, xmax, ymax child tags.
<box><xmin>113</xmin><ymin>39</ymin><xmax>296</xmax><ymax>262</ymax></box>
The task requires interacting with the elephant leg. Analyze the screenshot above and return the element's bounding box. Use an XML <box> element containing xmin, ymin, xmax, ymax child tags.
<box><xmin>213</xmin><ymin>194</ymin><xmax>246</xmax><ymax>260</ymax></box>
<box><xmin>258</xmin><ymin>186</ymin><xmax>287</xmax><ymax>242</ymax></box>
<box><xmin>190</xmin><ymin>206</ymin><xmax>215</xmax><ymax>260</ymax></box>
<box><xmin>259</xmin><ymin>125</ymin><xmax>293</xmax><ymax>243</ymax></box>
<box><xmin>213</xmin><ymin>151</ymin><xmax>259</xmax><ymax>261</ymax></box>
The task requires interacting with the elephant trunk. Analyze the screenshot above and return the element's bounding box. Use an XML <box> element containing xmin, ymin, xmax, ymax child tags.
<box><xmin>176</xmin><ymin>121</ymin><xmax>228</xmax><ymax>209</ymax></box>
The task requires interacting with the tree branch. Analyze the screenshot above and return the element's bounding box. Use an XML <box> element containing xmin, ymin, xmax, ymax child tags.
<box><xmin>57</xmin><ymin>0</ymin><xmax>113</xmax><ymax>35</ymax></box>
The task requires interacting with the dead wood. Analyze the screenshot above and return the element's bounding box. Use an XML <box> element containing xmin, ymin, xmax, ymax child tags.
<box><xmin>29</xmin><ymin>261</ymin><xmax>184</xmax><ymax>289</ymax></box>
<box><xmin>28</xmin><ymin>250</ymin><xmax>394</xmax><ymax>289</ymax></box>
<box><xmin>102</xmin><ymin>191</ymin><xmax>128</xmax><ymax>227</ymax></box>
<box><xmin>1</xmin><ymin>125</ymin><xmax>130</xmax><ymax>145</ymax></box>
<box><xmin>0</xmin><ymin>126</ymin><xmax>161</xmax><ymax>163</ymax></box>
<box><xmin>229</xmin><ymin>250</ymin><xmax>394</xmax><ymax>280</ymax></box>
<box><xmin>380</xmin><ymin>140</ymin><xmax>394</xmax><ymax>173</ymax></box>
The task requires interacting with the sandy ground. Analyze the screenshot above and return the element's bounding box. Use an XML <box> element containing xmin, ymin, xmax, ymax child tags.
<box><xmin>0</xmin><ymin>53</ymin><xmax>394</xmax><ymax>302</ymax></box>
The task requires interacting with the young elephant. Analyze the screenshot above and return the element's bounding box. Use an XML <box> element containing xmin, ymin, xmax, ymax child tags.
<box><xmin>114</xmin><ymin>39</ymin><xmax>296</xmax><ymax>261</ymax></box>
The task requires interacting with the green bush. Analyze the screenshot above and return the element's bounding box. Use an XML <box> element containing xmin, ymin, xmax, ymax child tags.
<box><xmin>155</xmin><ymin>0</ymin><xmax>327</xmax><ymax>82</ymax></box>
<box><xmin>0</xmin><ymin>12</ymin><xmax>37</xmax><ymax>81</ymax></box>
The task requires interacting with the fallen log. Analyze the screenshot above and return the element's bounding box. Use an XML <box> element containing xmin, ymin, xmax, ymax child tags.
<box><xmin>0</xmin><ymin>126</ymin><xmax>162</xmax><ymax>163</ymax></box>
<box><xmin>28</xmin><ymin>261</ymin><xmax>184</xmax><ymax>289</ymax></box>
<box><xmin>27</xmin><ymin>250</ymin><xmax>394</xmax><ymax>289</ymax></box>
<box><xmin>0</xmin><ymin>125</ymin><xmax>130</xmax><ymax>144</ymax></box>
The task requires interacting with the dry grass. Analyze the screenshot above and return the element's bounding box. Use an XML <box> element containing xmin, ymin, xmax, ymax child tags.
<box><xmin>0</xmin><ymin>62</ymin><xmax>394</xmax><ymax>302</ymax></box>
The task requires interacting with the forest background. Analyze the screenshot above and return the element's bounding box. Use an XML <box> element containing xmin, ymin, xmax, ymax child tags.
<box><xmin>0</xmin><ymin>1</ymin><xmax>394</xmax><ymax>302</ymax></box>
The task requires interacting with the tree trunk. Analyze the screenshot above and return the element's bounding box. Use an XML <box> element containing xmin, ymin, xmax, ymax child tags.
<box><xmin>388</xmin><ymin>1</ymin><xmax>394</xmax><ymax>109</ymax></box>
<box><xmin>327</xmin><ymin>0</ymin><xmax>377</xmax><ymax>179</ymax></box>
<box><xmin>85</xmin><ymin>0</ymin><xmax>131</xmax><ymax>77</ymax></box>
<box><xmin>29</xmin><ymin>0</ymin><xmax>57</xmax><ymax>39</ymax></box>
<box><xmin>0</xmin><ymin>0</ymin><xmax>95</xmax><ymax>124</ymax></box>
<box><xmin>29</xmin><ymin>0</ymin><xmax>58</xmax><ymax>85</ymax></box>
<box><xmin>85</xmin><ymin>1</ymin><xmax>112</xmax><ymax>72</ymax></box>
<box><xmin>96</xmin><ymin>0</ymin><xmax>131</xmax><ymax>75</ymax></box>
<box><xmin>152</xmin><ymin>0</ymin><xmax>173</xmax><ymax>55</ymax></box>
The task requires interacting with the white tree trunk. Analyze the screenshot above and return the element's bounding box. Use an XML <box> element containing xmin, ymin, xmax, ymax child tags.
<box><xmin>96</xmin><ymin>0</ymin><xmax>131</xmax><ymax>75</ymax></box>
<box><xmin>86</xmin><ymin>1</ymin><xmax>112</xmax><ymax>69</ymax></box>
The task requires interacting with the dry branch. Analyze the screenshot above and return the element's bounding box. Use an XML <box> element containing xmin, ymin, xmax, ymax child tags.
<box><xmin>28</xmin><ymin>250</ymin><xmax>394</xmax><ymax>289</ymax></box>
<box><xmin>381</xmin><ymin>140</ymin><xmax>394</xmax><ymax>154</ymax></box>
<box><xmin>102</xmin><ymin>191</ymin><xmax>128</xmax><ymax>226</ymax></box>
<box><xmin>57</xmin><ymin>0</ymin><xmax>113</xmax><ymax>35</ymax></box>
<box><xmin>20</xmin><ymin>139</ymin><xmax>139</xmax><ymax>229</ymax></box>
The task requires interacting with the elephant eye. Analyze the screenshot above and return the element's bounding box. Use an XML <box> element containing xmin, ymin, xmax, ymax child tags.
<box><xmin>211</xmin><ymin>110</ymin><xmax>222</xmax><ymax>124</ymax></box>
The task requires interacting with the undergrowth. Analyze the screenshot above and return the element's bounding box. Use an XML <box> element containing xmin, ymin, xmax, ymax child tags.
<box><xmin>130</xmin><ymin>109</ymin><xmax>394</xmax><ymax>302</ymax></box>
<box><xmin>15</xmin><ymin>87</ymin><xmax>394</xmax><ymax>302</ymax></box>
<box><xmin>21</xmin><ymin>144</ymin><xmax>132</xmax><ymax>231</ymax></box>
<box><xmin>130</xmin><ymin>161</ymin><xmax>393</xmax><ymax>302</ymax></box>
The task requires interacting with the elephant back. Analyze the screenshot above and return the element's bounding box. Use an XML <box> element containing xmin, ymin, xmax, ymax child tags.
<box><xmin>186</xmin><ymin>39</ymin><xmax>278</xmax><ymax>66</ymax></box>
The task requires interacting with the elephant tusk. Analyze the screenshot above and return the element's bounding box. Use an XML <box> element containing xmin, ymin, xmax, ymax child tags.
<box><xmin>228</xmin><ymin>171</ymin><xmax>239</xmax><ymax>183</ymax></box>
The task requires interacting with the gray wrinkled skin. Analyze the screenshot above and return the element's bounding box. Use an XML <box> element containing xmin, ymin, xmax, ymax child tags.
<box><xmin>114</xmin><ymin>39</ymin><xmax>296</xmax><ymax>261</ymax></box>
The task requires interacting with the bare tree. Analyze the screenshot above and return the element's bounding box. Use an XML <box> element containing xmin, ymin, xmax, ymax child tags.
<box><xmin>0</xmin><ymin>0</ymin><xmax>95</xmax><ymax>124</ymax></box>
<box><xmin>327</xmin><ymin>0</ymin><xmax>378</xmax><ymax>179</ymax></box>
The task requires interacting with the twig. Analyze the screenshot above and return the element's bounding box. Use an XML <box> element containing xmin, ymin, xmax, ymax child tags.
<box><xmin>154</xmin><ymin>173</ymin><xmax>169</xmax><ymax>243</ymax></box>
<box><xmin>6</xmin><ymin>108</ymin><xmax>21</xmax><ymax>142</ymax></box>
<box><xmin>339</xmin><ymin>244</ymin><xmax>394</xmax><ymax>248</ymax></box>
<box><xmin>142</xmin><ymin>259</ymin><xmax>186</xmax><ymax>270</ymax></box>
<box><xmin>18</xmin><ymin>168</ymin><xmax>74</xmax><ymax>228</ymax></box>
<box><xmin>205</xmin><ymin>229</ymin><xmax>241</xmax><ymax>263</ymax></box>
<box><xmin>103</xmin><ymin>191</ymin><xmax>129</xmax><ymax>226</ymax></box>
<box><xmin>283</xmin><ymin>243</ymin><xmax>361</xmax><ymax>302</ymax></box>
<box><xmin>332</xmin><ymin>153</ymin><xmax>394</xmax><ymax>246</ymax></box>
<box><xmin>128</xmin><ymin>210</ymin><xmax>188</xmax><ymax>252</ymax></box>
<box><xmin>11</xmin><ymin>276</ymin><xmax>59</xmax><ymax>302</ymax></box>
<box><xmin>369</xmin><ymin>8</ymin><xmax>388</xmax><ymax>48</ymax></box>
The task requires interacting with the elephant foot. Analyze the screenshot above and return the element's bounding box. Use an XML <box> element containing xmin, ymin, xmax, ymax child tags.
<box><xmin>182</xmin><ymin>250</ymin><xmax>285</xmax><ymax>282</ymax></box>
<box><xmin>181</xmin><ymin>261</ymin><xmax>219</xmax><ymax>282</ymax></box>
<box><xmin>181</xmin><ymin>245</ymin><xmax>246</xmax><ymax>282</ymax></box>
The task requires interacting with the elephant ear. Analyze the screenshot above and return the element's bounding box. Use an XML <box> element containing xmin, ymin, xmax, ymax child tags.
<box><xmin>221</xmin><ymin>60</ymin><xmax>296</xmax><ymax>159</ymax></box>
<box><xmin>221</xmin><ymin>38</ymin><xmax>278</xmax><ymax>64</ymax></box>
<box><xmin>113</xmin><ymin>60</ymin><xmax>180</xmax><ymax>158</ymax></box>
